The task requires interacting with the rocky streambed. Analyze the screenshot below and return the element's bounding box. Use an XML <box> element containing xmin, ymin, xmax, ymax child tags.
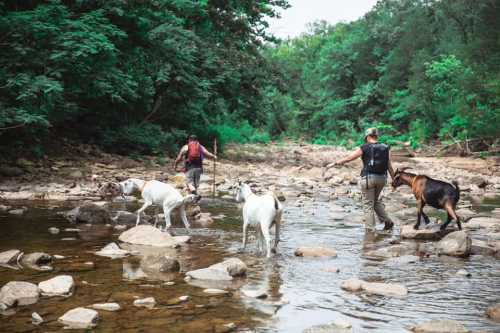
<box><xmin>1</xmin><ymin>143</ymin><xmax>500</xmax><ymax>332</ymax></box>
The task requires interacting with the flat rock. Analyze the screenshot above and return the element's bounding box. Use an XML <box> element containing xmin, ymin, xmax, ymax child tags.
<box><xmin>362</xmin><ymin>281</ymin><xmax>408</xmax><ymax>298</ymax></box>
<box><xmin>0</xmin><ymin>249</ymin><xmax>22</xmax><ymax>265</ymax></box>
<box><xmin>38</xmin><ymin>275</ymin><xmax>74</xmax><ymax>297</ymax></box>
<box><xmin>401</xmin><ymin>225</ymin><xmax>453</xmax><ymax>240</ymax></box>
<box><xmin>437</xmin><ymin>231</ymin><xmax>471</xmax><ymax>257</ymax></box>
<box><xmin>303</xmin><ymin>321</ymin><xmax>353</xmax><ymax>333</ymax></box>
<box><xmin>471</xmin><ymin>239</ymin><xmax>497</xmax><ymax>256</ymax></box>
<box><xmin>411</xmin><ymin>319</ymin><xmax>468</xmax><ymax>333</ymax></box>
<box><xmin>58</xmin><ymin>307</ymin><xmax>99</xmax><ymax>329</ymax></box>
<box><xmin>241</xmin><ymin>288</ymin><xmax>268</xmax><ymax>299</ymax></box>
<box><xmin>90</xmin><ymin>303</ymin><xmax>121</xmax><ymax>312</ymax></box>
<box><xmin>118</xmin><ymin>225</ymin><xmax>189</xmax><ymax>247</ymax></box>
<box><xmin>365</xmin><ymin>243</ymin><xmax>418</xmax><ymax>259</ymax></box>
<box><xmin>203</xmin><ymin>288</ymin><xmax>228</xmax><ymax>295</ymax></box>
<box><xmin>186</xmin><ymin>258</ymin><xmax>247</xmax><ymax>281</ymax></box>
<box><xmin>8</xmin><ymin>209</ymin><xmax>26</xmax><ymax>215</ymax></box>
<box><xmin>95</xmin><ymin>242</ymin><xmax>129</xmax><ymax>259</ymax></box>
<box><xmin>48</xmin><ymin>227</ymin><xmax>60</xmax><ymax>234</ymax></box>
<box><xmin>133</xmin><ymin>297</ymin><xmax>156</xmax><ymax>308</ymax></box>
<box><xmin>465</xmin><ymin>217</ymin><xmax>500</xmax><ymax>231</ymax></box>
<box><xmin>294</xmin><ymin>247</ymin><xmax>337</xmax><ymax>257</ymax></box>
<box><xmin>0</xmin><ymin>281</ymin><xmax>39</xmax><ymax>308</ymax></box>
<box><xmin>340</xmin><ymin>278</ymin><xmax>364</xmax><ymax>292</ymax></box>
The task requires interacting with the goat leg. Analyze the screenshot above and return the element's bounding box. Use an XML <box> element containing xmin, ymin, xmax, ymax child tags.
<box><xmin>413</xmin><ymin>200</ymin><xmax>423</xmax><ymax>230</ymax></box>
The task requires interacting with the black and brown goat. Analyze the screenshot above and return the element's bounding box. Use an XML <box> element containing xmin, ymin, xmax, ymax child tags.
<box><xmin>392</xmin><ymin>168</ymin><xmax>461</xmax><ymax>231</ymax></box>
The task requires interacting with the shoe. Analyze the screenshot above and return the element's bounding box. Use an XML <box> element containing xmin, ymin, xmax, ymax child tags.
<box><xmin>383</xmin><ymin>221</ymin><xmax>394</xmax><ymax>231</ymax></box>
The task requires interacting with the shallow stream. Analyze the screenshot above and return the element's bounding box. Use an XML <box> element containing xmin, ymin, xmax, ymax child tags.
<box><xmin>1</xmin><ymin>190</ymin><xmax>500</xmax><ymax>332</ymax></box>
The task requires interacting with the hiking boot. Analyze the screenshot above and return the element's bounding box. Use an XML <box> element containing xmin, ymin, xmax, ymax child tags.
<box><xmin>195</xmin><ymin>194</ymin><xmax>202</xmax><ymax>203</ymax></box>
<box><xmin>383</xmin><ymin>221</ymin><xmax>394</xmax><ymax>231</ymax></box>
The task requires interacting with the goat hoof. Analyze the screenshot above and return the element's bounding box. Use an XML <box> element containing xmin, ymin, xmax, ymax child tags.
<box><xmin>413</xmin><ymin>225</ymin><xmax>420</xmax><ymax>230</ymax></box>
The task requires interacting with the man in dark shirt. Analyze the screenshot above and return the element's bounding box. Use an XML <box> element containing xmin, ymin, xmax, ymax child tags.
<box><xmin>327</xmin><ymin>128</ymin><xmax>395</xmax><ymax>232</ymax></box>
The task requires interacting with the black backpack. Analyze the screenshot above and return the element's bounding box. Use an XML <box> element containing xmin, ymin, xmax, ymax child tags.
<box><xmin>363</xmin><ymin>143</ymin><xmax>389</xmax><ymax>175</ymax></box>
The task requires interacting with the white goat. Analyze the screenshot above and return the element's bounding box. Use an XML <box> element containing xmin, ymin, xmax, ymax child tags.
<box><xmin>235</xmin><ymin>182</ymin><xmax>283</xmax><ymax>258</ymax></box>
<box><xmin>119</xmin><ymin>178</ymin><xmax>197</xmax><ymax>230</ymax></box>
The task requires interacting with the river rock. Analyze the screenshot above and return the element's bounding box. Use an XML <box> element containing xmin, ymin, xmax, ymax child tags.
<box><xmin>118</xmin><ymin>225</ymin><xmax>190</xmax><ymax>247</ymax></box>
<box><xmin>0</xmin><ymin>281</ymin><xmax>39</xmax><ymax>308</ymax></box>
<box><xmin>65</xmin><ymin>203</ymin><xmax>112</xmax><ymax>224</ymax></box>
<box><xmin>303</xmin><ymin>321</ymin><xmax>353</xmax><ymax>333</ymax></box>
<box><xmin>8</xmin><ymin>208</ymin><xmax>26</xmax><ymax>215</ymax></box>
<box><xmin>411</xmin><ymin>319</ymin><xmax>468</xmax><ymax>333</ymax></box>
<box><xmin>340</xmin><ymin>278</ymin><xmax>364</xmax><ymax>292</ymax></box>
<box><xmin>58</xmin><ymin>307</ymin><xmax>99</xmax><ymax>329</ymax></box>
<box><xmin>186</xmin><ymin>258</ymin><xmax>247</xmax><ymax>281</ymax></box>
<box><xmin>48</xmin><ymin>227</ymin><xmax>60</xmax><ymax>234</ymax></box>
<box><xmin>203</xmin><ymin>288</ymin><xmax>228</xmax><ymax>295</ymax></box>
<box><xmin>38</xmin><ymin>275</ymin><xmax>74</xmax><ymax>297</ymax></box>
<box><xmin>464</xmin><ymin>217</ymin><xmax>500</xmax><ymax>231</ymax></box>
<box><xmin>241</xmin><ymin>288</ymin><xmax>267</xmax><ymax>299</ymax></box>
<box><xmin>95</xmin><ymin>242</ymin><xmax>129</xmax><ymax>259</ymax></box>
<box><xmin>294</xmin><ymin>247</ymin><xmax>337</xmax><ymax>257</ymax></box>
<box><xmin>471</xmin><ymin>239</ymin><xmax>497</xmax><ymax>256</ymax></box>
<box><xmin>0</xmin><ymin>204</ymin><xmax>12</xmax><ymax>212</ymax></box>
<box><xmin>141</xmin><ymin>254</ymin><xmax>180</xmax><ymax>273</ymax></box>
<box><xmin>486</xmin><ymin>303</ymin><xmax>500</xmax><ymax>322</ymax></box>
<box><xmin>90</xmin><ymin>303</ymin><xmax>121</xmax><ymax>312</ymax></box>
<box><xmin>0</xmin><ymin>249</ymin><xmax>22</xmax><ymax>265</ymax></box>
<box><xmin>401</xmin><ymin>225</ymin><xmax>452</xmax><ymax>240</ymax></box>
<box><xmin>437</xmin><ymin>231</ymin><xmax>471</xmax><ymax>257</ymax></box>
<box><xmin>32</xmin><ymin>312</ymin><xmax>43</xmax><ymax>325</ymax></box>
<box><xmin>133</xmin><ymin>297</ymin><xmax>156</xmax><ymax>308</ymax></box>
<box><xmin>21</xmin><ymin>252</ymin><xmax>53</xmax><ymax>267</ymax></box>
<box><xmin>365</xmin><ymin>243</ymin><xmax>418</xmax><ymax>259</ymax></box>
<box><xmin>112</xmin><ymin>211</ymin><xmax>152</xmax><ymax>225</ymax></box>
<box><xmin>362</xmin><ymin>281</ymin><xmax>408</xmax><ymax>298</ymax></box>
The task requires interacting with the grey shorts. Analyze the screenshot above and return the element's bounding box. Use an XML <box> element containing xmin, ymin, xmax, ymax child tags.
<box><xmin>186</xmin><ymin>168</ymin><xmax>202</xmax><ymax>189</ymax></box>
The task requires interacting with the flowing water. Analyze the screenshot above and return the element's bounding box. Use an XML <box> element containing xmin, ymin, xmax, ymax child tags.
<box><xmin>1</xmin><ymin>190</ymin><xmax>500</xmax><ymax>332</ymax></box>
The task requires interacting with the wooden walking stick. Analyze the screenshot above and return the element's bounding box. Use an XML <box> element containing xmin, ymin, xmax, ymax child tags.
<box><xmin>212</xmin><ymin>138</ymin><xmax>217</xmax><ymax>198</ymax></box>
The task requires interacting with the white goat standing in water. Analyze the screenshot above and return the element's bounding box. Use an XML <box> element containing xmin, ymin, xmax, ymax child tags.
<box><xmin>235</xmin><ymin>182</ymin><xmax>283</xmax><ymax>258</ymax></box>
<box><xmin>119</xmin><ymin>178</ymin><xmax>197</xmax><ymax>231</ymax></box>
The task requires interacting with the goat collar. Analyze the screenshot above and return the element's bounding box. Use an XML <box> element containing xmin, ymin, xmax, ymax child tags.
<box><xmin>410</xmin><ymin>175</ymin><xmax>418</xmax><ymax>189</ymax></box>
<box><xmin>139</xmin><ymin>180</ymin><xmax>150</xmax><ymax>193</ymax></box>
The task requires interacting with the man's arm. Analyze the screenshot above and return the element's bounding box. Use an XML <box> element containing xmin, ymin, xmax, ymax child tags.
<box><xmin>173</xmin><ymin>145</ymin><xmax>187</xmax><ymax>169</ymax></box>
<box><xmin>326</xmin><ymin>147</ymin><xmax>362</xmax><ymax>168</ymax></box>
<box><xmin>201</xmin><ymin>146</ymin><xmax>217</xmax><ymax>160</ymax></box>
<box><xmin>388</xmin><ymin>151</ymin><xmax>395</xmax><ymax>180</ymax></box>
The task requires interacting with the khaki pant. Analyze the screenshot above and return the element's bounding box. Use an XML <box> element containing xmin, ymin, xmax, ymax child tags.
<box><xmin>360</xmin><ymin>174</ymin><xmax>392</xmax><ymax>231</ymax></box>
<box><xmin>186</xmin><ymin>167</ymin><xmax>202</xmax><ymax>191</ymax></box>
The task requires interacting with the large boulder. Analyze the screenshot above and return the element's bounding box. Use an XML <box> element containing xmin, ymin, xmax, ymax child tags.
<box><xmin>0</xmin><ymin>281</ymin><xmax>39</xmax><ymax>308</ymax></box>
<box><xmin>118</xmin><ymin>225</ymin><xmax>189</xmax><ymax>247</ymax></box>
<box><xmin>486</xmin><ymin>303</ymin><xmax>500</xmax><ymax>322</ymax></box>
<box><xmin>58</xmin><ymin>307</ymin><xmax>99</xmax><ymax>329</ymax></box>
<box><xmin>411</xmin><ymin>319</ymin><xmax>468</xmax><ymax>333</ymax></box>
<box><xmin>95</xmin><ymin>242</ymin><xmax>130</xmax><ymax>259</ymax></box>
<box><xmin>437</xmin><ymin>231</ymin><xmax>471</xmax><ymax>257</ymax></box>
<box><xmin>186</xmin><ymin>258</ymin><xmax>247</xmax><ymax>281</ymax></box>
<box><xmin>294</xmin><ymin>247</ymin><xmax>337</xmax><ymax>257</ymax></box>
<box><xmin>38</xmin><ymin>275</ymin><xmax>74</xmax><ymax>297</ymax></box>
<box><xmin>64</xmin><ymin>203</ymin><xmax>112</xmax><ymax>224</ymax></box>
<box><xmin>0</xmin><ymin>249</ymin><xmax>22</xmax><ymax>266</ymax></box>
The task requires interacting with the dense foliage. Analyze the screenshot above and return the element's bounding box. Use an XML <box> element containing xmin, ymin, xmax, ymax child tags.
<box><xmin>1</xmin><ymin>0</ymin><xmax>499</xmax><ymax>157</ymax></box>
<box><xmin>0</xmin><ymin>0</ymin><xmax>287</xmax><ymax>155</ymax></box>
<box><xmin>262</xmin><ymin>0</ymin><xmax>500</xmax><ymax>147</ymax></box>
